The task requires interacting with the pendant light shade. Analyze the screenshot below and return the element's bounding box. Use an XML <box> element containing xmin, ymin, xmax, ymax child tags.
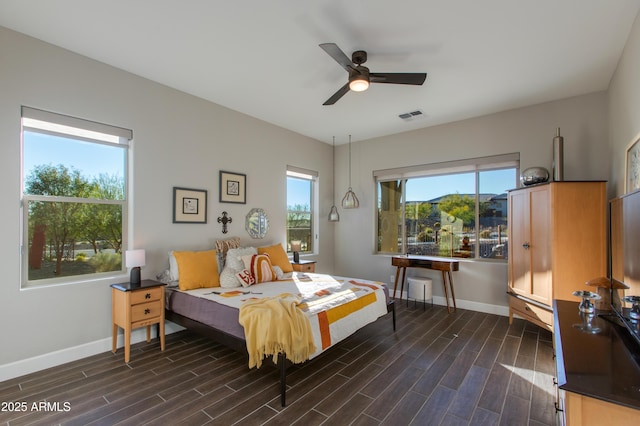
<box><xmin>328</xmin><ymin>136</ymin><xmax>340</xmax><ymax>221</ymax></box>
<box><xmin>341</xmin><ymin>134</ymin><xmax>359</xmax><ymax>209</ymax></box>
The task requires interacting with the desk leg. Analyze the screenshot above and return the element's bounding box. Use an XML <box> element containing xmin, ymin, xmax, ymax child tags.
<box><xmin>441</xmin><ymin>271</ymin><xmax>451</xmax><ymax>313</ymax></box>
<box><xmin>447</xmin><ymin>270</ymin><xmax>457</xmax><ymax>312</ymax></box>
<box><xmin>400</xmin><ymin>267</ymin><xmax>407</xmax><ymax>301</ymax></box>
<box><xmin>393</xmin><ymin>267</ymin><xmax>402</xmax><ymax>299</ymax></box>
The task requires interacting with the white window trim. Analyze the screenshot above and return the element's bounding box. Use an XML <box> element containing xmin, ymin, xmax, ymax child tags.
<box><xmin>20</xmin><ymin>107</ymin><xmax>132</xmax><ymax>288</ymax></box>
<box><xmin>286</xmin><ymin>165</ymin><xmax>318</xmax><ymax>255</ymax></box>
<box><xmin>373</xmin><ymin>153</ymin><xmax>519</xmax><ymax>260</ymax></box>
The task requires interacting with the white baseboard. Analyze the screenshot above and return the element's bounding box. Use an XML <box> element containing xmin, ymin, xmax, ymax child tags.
<box><xmin>0</xmin><ymin>322</ymin><xmax>184</xmax><ymax>382</ymax></box>
<box><xmin>401</xmin><ymin>292</ymin><xmax>510</xmax><ymax>317</ymax></box>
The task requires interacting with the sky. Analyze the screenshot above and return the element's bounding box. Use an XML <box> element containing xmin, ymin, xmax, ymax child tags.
<box><xmin>23</xmin><ymin>132</ymin><xmax>125</xmax><ymax>183</ymax></box>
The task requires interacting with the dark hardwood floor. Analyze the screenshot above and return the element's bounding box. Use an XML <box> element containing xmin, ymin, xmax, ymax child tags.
<box><xmin>0</xmin><ymin>302</ymin><xmax>557</xmax><ymax>425</ymax></box>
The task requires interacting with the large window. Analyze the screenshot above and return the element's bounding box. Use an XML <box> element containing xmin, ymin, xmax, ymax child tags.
<box><xmin>21</xmin><ymin>107</ymin><xmax>132</xmax><ymax>287</ymax></box>
<box><xmin>286</xmin><ymin>166</ymin><xmax>317</xmax><ymax>254</ymax></box>
<box><xmin>375</xmin><ymin>154</ymin><xmax>518</xmax><ymax>260</ymax></box>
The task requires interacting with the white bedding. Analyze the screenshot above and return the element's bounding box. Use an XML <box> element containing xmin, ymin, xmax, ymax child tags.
<box><xmin>180</xmin><ymin>272</ymin><xmax>389</xmax><ymax>360</ymax></box>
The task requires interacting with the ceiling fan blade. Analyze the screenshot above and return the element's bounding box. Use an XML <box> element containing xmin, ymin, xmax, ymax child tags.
<box><xmin>323</xmin><ymin>83</ymin><xmax>350</xmax><ymax>105</ymax></box>
<box><xmin>319</xmin><ymin>43</ymin><xmax>353</xmax><ymax>72</ymax></box>
<box><xmin>370</xmin><ymin>72</ymin><xmax>427</xmax><ymax>85</ymax></box>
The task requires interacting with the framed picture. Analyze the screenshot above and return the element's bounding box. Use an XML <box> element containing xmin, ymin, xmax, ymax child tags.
<box><xmin>219</xmin><ymin>170</ymin><xmax>246</xmax><ymax>204</ymax></box>
<box><xmin>626</xmin><ymin>134</ymin><xmax>640</xmax><ymax>193</ymax></box>
<box><xmin>173</xmin><ymin>187</ymin><xmax>207</xmax><ymax>223</ymax></box>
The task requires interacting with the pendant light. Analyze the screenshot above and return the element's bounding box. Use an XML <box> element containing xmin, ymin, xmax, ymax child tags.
<box><xmin>328</xmin><ymin>136</ymin><xmax>340</xmax><ymax>221</ymax></box>
<box><xmin>341</xmin><ymin>134</ymin><xmax>360</xmax><ymax>209</ymax></box>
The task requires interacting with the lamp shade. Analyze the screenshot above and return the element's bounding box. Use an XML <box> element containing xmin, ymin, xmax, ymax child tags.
<box><xmin>125</xmin><ymin>249</ymin><xmax>146</xmax><ymax>268</ymax></box>
<box><xmin>125</xmin><ymin>249</ymin><xmax>145</xmax><ymax>285</ymax></box>
<box><xmin>328</xmin><ymin>205</ymin><xmax>340</xmax><ymax>221</ymax></box>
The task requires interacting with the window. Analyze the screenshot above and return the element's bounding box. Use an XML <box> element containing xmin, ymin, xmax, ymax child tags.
<box><xmin>21</xmin><ymin>107</ymin><xmax>132</xmax><ymax>287</ymax></box>
<box><xmin>375</xmin><ymin>153</ymin><xmax>518</xmax><ymax>260</ymax></box>
<box><xmin>286</xmin><ymin>166</ymin><xmax>317</xmax><ymax>254</ymax></box>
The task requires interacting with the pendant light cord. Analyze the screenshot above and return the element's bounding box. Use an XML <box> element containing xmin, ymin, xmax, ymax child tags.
<box><xmin>348</xmin><ymin>134</ymin><xmax>352</xmax><ymax>188</ymax></box>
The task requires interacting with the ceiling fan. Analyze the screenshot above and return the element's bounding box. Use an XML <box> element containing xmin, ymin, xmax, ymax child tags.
<box><xmin>319</xmin><ymin>43</ymin><xmax>427</xmax><ymax>105</ymax></box>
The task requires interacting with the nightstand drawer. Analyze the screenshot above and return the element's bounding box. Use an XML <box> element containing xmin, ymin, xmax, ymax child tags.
<box><xmin>130</xmin><ymin>287</ymin><xmax>162</xmax><ymax>305</ymax></box>
<box><xmin>131</xmin><ymin>301</ymin><xmax>162</xmax><ymax>323</ymax></box>
<box><xmin>292</xmin><ymin>261</ymin><xmax>316</xmax><ymax>272</ymax></box>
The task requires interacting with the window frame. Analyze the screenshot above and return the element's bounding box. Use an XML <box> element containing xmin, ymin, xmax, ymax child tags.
<box><xmin>286</xmin><ymin>166</ymin><xmax>318</xmax><ymax>255</ymax></box>
<box><xmin>374</xmin><ymin>153</ymin><xmax>519</xmax><ymax>261</ymax></box>
<box><xmin>20</xmin><ymin>107</ymin><xmax>132</xmax><ymax>288</ymax></box>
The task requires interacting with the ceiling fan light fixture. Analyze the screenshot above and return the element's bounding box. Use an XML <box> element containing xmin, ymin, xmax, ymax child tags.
<box><xmin>349</xmin><ymin>76</ymin><xmax>369</xmax><ymax>92</ymax></box>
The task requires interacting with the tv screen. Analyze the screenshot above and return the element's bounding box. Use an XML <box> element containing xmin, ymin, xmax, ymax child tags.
<box><xmin>610</xmin><ymin>189</ymin><xmax>640</xmax><ymax>345</ymax></box>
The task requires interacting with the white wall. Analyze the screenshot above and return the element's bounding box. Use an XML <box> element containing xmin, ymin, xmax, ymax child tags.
<box><xmin>609</xmin><ymin>10</ymin><xmax>640</xmax><ymax>198</ymax></box>
<box><xmin>0</xmin><ymin>27</ymin><xmax>334</xmax><ymax>371</ymax></box>
<box><xmin>2</xmin><ymin>15</ymin><xmax>632</xmax><ymax>378</ymax></box>
<box><xmin>332</xmin><ymin>92</ymin><xmax>609</xmax><ymax>312</ymax></box>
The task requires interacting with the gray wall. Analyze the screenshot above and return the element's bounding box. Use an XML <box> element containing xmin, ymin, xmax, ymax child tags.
<box><xmin>0</xmin><ymin>27</ymin><xmax>334</xmax><ymax>371</ymax></box>
<box><xmin>331</xmin><ymin>93</ymin><xmax>608</xmax><ymax>312</ymax></box>
<box><xmin>609</xmin><ymin>10</ymin><xmax>640</xmax><ymax>198</ymax></box>
<box><xmin>4</xmin><ymin>10</ymin><xmax>640</xmax><ymax>377</ymax></box>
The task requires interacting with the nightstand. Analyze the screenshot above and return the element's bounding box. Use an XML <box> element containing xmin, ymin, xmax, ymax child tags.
<box><xmin>291</xmin><ymin>260</ymin><xmax>316</xmax><ymax>272</ymax></box>
<box><xmin>111</xmin><ymin>280</ymin><xmax>166</xmax><ymax>363</ymax></box>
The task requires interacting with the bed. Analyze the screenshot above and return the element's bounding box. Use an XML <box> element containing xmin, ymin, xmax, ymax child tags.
<box><xmin>161</xmin><ymin>242</ymin><xmax>395</xmax><ymax>406</ymax></box>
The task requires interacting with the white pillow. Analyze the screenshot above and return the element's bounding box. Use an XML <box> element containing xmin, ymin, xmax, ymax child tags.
<box><xmin>169</xmin><ymin>251</ymin><xmax>179</xmax><ymax>281</ymax></box>
<box><xmin>225</xmin><ymin>247</ymin><xmax>257</xmax><ymax>272</ymax></box>
<box><xmin>219</xmin><ymin>266</ymin><xmax>242</xmax><ymax>288</ymax></box>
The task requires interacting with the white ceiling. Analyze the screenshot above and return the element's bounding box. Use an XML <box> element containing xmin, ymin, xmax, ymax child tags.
<box><xmin>1</xmin><ymin>1</ymin><xmax>639</xmax><ymax>144</ymax></box>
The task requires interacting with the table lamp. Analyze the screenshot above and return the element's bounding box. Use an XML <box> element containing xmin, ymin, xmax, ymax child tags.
<box><xmin>290</xmin><ymin>241</ymin><xmax>301</xmax><ymax>263</ymax></box>
<box><xmin>125</xmin><ymin>249</ymin><xmax>146</xmax><ymax>285</ymax></box>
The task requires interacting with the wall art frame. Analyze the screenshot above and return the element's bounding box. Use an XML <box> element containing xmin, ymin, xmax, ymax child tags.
<box><xmin>173</xmin><ymin>187</ymin><xmax>207</xmax><ymax>223</ymax></box>
<box><xmin>626</xmin><ymin>133</ymin><xmax>640</xmax><ymax>193</ymax></box>
<box><xmin>219</xmin><ymin>170</ymin><xmax>246</xmax><ymax>204</ymax></box>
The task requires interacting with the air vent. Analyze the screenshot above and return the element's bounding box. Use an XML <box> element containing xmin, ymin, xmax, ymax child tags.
<box><xmin>398</xmin><ymin>110</ymin><xmax>424</xmax><ymax>121</ymax></box>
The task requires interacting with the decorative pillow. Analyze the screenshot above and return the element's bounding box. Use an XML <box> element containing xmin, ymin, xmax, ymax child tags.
<box><xmin>225</xmin><ymin>246</ymin><xmax>257</xmax><ymax>272</ymax></box>
<box><xmin>235</xmin><ymin>269</ymin><xmax>256</xmax><ymax>287</ymax></box>
<box><xmin>172</xmin><ymin>249</ymin><xmax>220</xmax><ymax>290</ymax></box>
<box><xmin>219</xmin><ymin>266</ymin><xmax>242</xmax><ymax>288</ymax></box>
<box><xmin>258</xmin><ymin>243</ymin><xmax>293</xmax><ymax>273</ymax></box>
<box><xmin>215</xmin><ymin>237</ymin><xmax>241</xmax><ymax>269</ymax></box>
<box><xmin>242</xmin><ymin>253</ymin><xmax>276</xmax><ymax>283</ymax></box>
<box><xmin>272</xmin><ymin>265</ymin><xmax>293</xmax><ymax>281</ymax></box>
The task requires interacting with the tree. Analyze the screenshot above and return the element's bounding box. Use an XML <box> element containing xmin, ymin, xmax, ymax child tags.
<box><xmin>79</xmin><ymin>174</ymin><xmax>124</xmax><ymax>253</ymax></box>
<box><xmin>437</xmin><ymin>194</ymin><xmax>475</xmax><ymax>224</ymax></box>
<box><xmin>26</xmin><ymin>164</ymin><xmax>92</xmax><ymax>275</ymax></box>
<box><xmin>287</xmin><ymin>204</ymin><xmax>311</xmax><ymax>250</ymax></box>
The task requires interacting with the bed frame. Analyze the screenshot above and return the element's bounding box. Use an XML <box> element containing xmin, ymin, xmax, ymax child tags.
<box><xmin>165</xmin><ymin>300</ymin><xmax>395</xmax><ymax>406</ymax></box>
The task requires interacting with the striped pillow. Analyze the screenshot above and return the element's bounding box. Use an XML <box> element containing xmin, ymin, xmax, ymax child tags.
<box><xmin>242</xmin><ymin>253</ymin><xmax>276</xmax><ymax>283</ymax></box>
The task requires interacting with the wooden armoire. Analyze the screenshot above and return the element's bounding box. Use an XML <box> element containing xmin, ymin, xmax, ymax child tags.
<box><xmin>507</xmin><ymin>181</ymin><xmax>607</xmax><ymax>331</ymax></box>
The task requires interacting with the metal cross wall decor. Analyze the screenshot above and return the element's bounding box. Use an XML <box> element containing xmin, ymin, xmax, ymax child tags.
<box><xmin>217</xmin><ymin>211</ymin><xmax>232</xmax><ymax>234</ymax></box>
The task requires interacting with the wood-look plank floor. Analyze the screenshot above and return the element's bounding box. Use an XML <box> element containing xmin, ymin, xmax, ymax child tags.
<box><xmin>0</xmin><ymin>302</ymin><xmax>557</xmax><ymax>425</ymax></box>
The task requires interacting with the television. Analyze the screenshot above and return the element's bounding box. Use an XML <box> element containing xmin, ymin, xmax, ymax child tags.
<box><xmin>609</xmin><ymin>189</ymin><xmax>640</xmax><ymax>346</ymax></box>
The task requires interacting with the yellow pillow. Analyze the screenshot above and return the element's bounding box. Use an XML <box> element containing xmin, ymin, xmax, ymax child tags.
<box><xmin>258</xmin><ymin>243</ymin><xmax>293</xmax><ymax>273</ymax></box>
<box><xmin>173</xmin><ymin>249</ymin><xmax>220</xmax><ymax>290</ymax></box>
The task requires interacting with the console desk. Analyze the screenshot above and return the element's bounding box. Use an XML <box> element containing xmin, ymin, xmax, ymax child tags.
<box><xmin>554</xmin><ymin>300</ymin><xmax>640</xmax><ymax>425</ymax></box>
<box><xmin>391</xmin><ymin>256</ymin><xmax>460</xmax><ymax>313</ymax></box>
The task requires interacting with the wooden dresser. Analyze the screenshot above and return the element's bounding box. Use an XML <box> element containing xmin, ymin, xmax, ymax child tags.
<box><xmin>507</xmin><ymin>181</ymin><xmax>606</xmax><ymax>331</ymax></box>
<box><xmin>111</xmin><ymin>280</ymin><xmax>166</xmax><ymax>363</ymax></box>
<box><xmin>554</xmin><ymin>300</ymin><xmax>640</xmax><ymax>425</ymax></box>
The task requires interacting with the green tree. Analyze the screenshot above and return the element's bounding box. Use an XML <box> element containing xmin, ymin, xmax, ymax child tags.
<box><xmin>287</xmin><ymin>204</ymin><xmax>311</xmax><ymax>250</ymax></box>
<box><xmin>26</xmin><ymin>164</ymin><xmax>92</xmax><ymax>275</ymax></box>
<box><xmin>80</xmin><ymin>174</ymin><xmax>124</xmax><ymax>253</ymax></box>
<box><xmin>437</xmin><ymin>194</ymin><xmax>475</xmax><ymax>224</ymax></box>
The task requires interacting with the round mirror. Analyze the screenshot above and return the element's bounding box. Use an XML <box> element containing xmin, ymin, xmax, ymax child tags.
<box><xmin>246</xmin><ymin>208</ymin><xmax>269</xmax><ymax>239</ymax></box>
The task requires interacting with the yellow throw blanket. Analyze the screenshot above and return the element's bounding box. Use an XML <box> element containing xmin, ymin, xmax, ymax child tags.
<box><xmin>238</xmin><ymin>293</ymin><xmax>316</xmax><ymax>368</ymax></box>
